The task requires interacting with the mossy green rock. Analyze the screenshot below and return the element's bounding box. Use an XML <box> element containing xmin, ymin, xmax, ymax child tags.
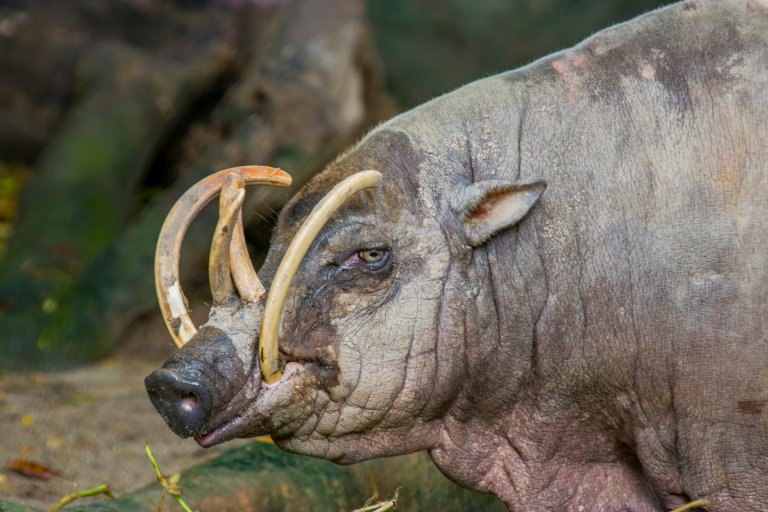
<box><xmin>0</xmin><ymin>443</ymin><xmax>504</xmax><ymax>511</ymax></box>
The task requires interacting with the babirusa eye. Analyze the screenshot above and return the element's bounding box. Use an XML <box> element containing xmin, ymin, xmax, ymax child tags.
<box><xmin>358</xmin><ymin>248</ymin><xmax>384</xmax><ymax>263</ymax></box>
<box><xmin>353</xmin><ymin>247</ymin><xmax>390</xmax><ymax>272</ymax></box>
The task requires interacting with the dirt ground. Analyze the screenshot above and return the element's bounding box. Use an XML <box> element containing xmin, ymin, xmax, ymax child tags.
<box><xmin>0</xmin><ymin>334</ymin><xmax>250</xmax><ymax>510</ymax></box>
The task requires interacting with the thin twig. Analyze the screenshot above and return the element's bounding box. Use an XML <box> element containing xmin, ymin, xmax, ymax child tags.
<box><xmin>670</xmin><ymin>499</ymin><xmax>710</xmax><ymax>512</ymax></box>
<box><xmin>145</xmin><ymin>444</ymin><xmax>194</xmax><ymax>512</ymax></box>
<box><xmin>352</xmin><ymin>500</ymin><xmax>396</xmax><ymax>512</ymax></box>
<box><xmin>352</xmin><ymin>505</ymin><xmax>384</xmax><ymax>512</ymax></box>
<box><xmin>46</xmin><ymin>484</ymin><xmax>114</xmax><ymax>512</ymax></box>
<box><xmin>352</xmin><ymin>488</ymin><xmax>399</xmax><ymax>512</ymax></box>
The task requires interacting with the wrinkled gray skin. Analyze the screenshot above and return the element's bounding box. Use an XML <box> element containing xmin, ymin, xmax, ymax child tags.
<box><xmin>147</xmin><ymin>1</ymin><xmax>768</xmax><ymax>510</ymax></box>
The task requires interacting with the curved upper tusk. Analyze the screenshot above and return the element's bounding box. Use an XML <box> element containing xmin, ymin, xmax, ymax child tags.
<box><xmin>259</xmin><ymin>170</ymin><xmax>383</xmax><ymax>384</ymax></box>
<box><xmin>209</xmin><ymin>174</ymin><xmax>245</xmax><ymax>304</ymax></box>
<box><xmin>155</xmin><ymin>166</ymin><xmax>292</xmax><ymax>348</ymax></box>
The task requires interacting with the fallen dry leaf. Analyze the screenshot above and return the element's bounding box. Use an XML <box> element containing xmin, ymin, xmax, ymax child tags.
<box><xmin>8</xmin><ymin>459</ymin><xmax>59</xmax><ymax>480</ymax></box>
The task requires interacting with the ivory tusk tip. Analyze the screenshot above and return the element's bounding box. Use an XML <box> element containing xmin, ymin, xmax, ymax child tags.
<box><xmin>224</xmin><ymin>189</ymin><xmax>246</xmax><ymax>211</ymax></box>
<box><xmin>219</xmin><ymin>165</ymin><xmax>293</xmax><ymax>187</ymax></box>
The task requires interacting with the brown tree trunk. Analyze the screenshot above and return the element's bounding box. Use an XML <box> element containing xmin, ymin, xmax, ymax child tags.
<box><xmin>0</xmin><ymin>0</ymin><xmax>396</xmax><ymax>369</ymax></box>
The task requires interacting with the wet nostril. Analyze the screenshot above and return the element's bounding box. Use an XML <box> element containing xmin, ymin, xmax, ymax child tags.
<box><xmin>145</xmin><ymin>368</ymin><xmax>213</xmax><ymax>437</ymax></box>
<box><xmin>179</xmin><ymin>392</ymin><xmax>199</xmax><ymax>412</ymax></box>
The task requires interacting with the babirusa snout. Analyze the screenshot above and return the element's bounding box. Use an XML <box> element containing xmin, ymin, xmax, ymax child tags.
<box><xmin>259</xmin><ymin>170</ymin><xmax>382</xmax><ymax>384</ymax></box>
<box><xmin>154</xmin><ymin>166</ymin><xmax>291</xmax><ymax>348</ymax></box>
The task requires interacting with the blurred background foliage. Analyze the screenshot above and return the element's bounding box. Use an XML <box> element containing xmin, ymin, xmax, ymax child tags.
<box><xmin>370</xmin><ymin>0</ymin><xmax>668</xmax><ymax>107</ymax></box>
<box><xmin>0</xmin><ymin>0</ymin><xmax>667</xmax><ymax>370</ymax></box>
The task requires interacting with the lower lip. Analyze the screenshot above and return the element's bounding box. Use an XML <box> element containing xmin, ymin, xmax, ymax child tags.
<box><xmin>260</xmin><ymin>361</ymin><xmax>305</xmax><ymax>389</ymax></box>
<box><xmin>195</xmin><ymin>430</ymin><xmax>219</xmax><ymax>447</ymax></box>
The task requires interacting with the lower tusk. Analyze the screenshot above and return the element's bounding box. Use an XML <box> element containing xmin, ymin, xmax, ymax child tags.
<box><xmin>209</xmin><ymin>174</ymin><xmax>245</xmax><ymax>304</ymax></box>
<box><xmin>259</xmin><ymin>170</ymin><xmax>382</xmax><ymax>384</ymax></box>
<box><xmin>230</xmin><ymin>212</ymin><xmax>265</xmax><ymax>302</ymax></box>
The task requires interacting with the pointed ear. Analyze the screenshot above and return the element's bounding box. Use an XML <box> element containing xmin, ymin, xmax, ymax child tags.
<box><xmin>450</xmin><ymin>179</ymin><xmax>546</xmax><ymax>247</ymax></box>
